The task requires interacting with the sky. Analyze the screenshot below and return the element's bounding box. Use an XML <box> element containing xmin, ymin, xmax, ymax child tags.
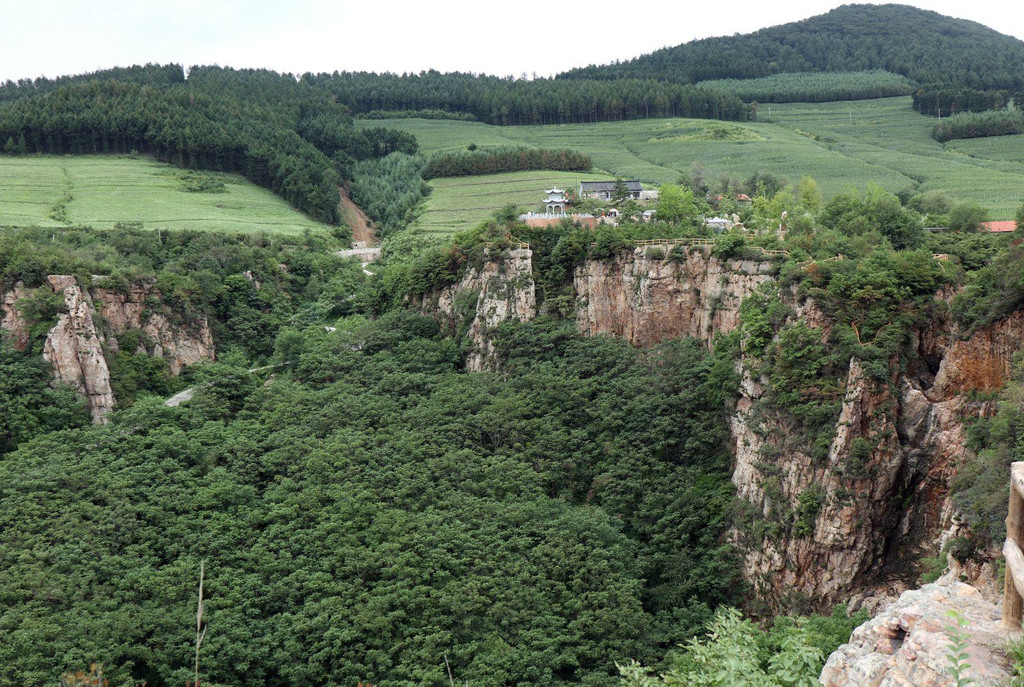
<box><xmin>3</xmin><ymin>0</ymin><xmax>1024</xmax><ymax>83</ymax></box>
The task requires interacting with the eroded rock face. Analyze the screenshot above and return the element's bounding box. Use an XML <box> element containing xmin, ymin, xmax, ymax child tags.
<box><xmin>820</xmin><ymin>576</ymin><xmax>1011</xmax><ymax>687</ymax></box>
<box><xmin>574</xmin><ymin>248</ymin><xmax>775</xmax><ymax>347</ymax></box>
<box><xmin>0</xmin><ymin>282</ymin><xmax>32</xmax><ymax>351</ymax></box>
<box><xmin>419</xmin><ymin>248</ymin><xmax>536</xmax><ymax>372</ymax></box>
<box><xmin>1</xmin><ymin>276</ymin><xmax>215</xmax><ymax>423</ymax></box>
<box><xmin>732</xmin><ymin>302</ymin><xmax>1024</xmax><ymax>610</ymax></box>
<box><xmin>92</xmin><ymin>282</ymin><xmax>214</xmax><ymax>375</ymax></box>
<box><xmin>929</xmin><ymin>310</ymin><xmax>1024</xmax><ymax>400</ymax></box>
<box><xmin>42</xmin><ymin>276</ymin><xmax>116</xmax><ymax>423</ymax></box>
<box><xmin>731</xmin><ymin>353</ymin><xmax>914</xmax><ymax>607</ymax></box>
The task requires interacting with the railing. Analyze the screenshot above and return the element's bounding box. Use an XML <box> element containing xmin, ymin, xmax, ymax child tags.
<box><xmin>1004</xmin><ymin>461</ymin><xmax>1024</xmax><ymax>630</ymax></box>
<box><xmin>632</xmin><ymin>238</ymin><xmax>715</xmax><ymax>248</ymax></box>
<box><xmin>798</xmin><ymin>254</ymin><xmax>844</xmax><ymax>268</ymax></box>
<box><xmin>483</xmin><ymin>241</ymin><xmax>531</xmax><ymax>250</ymax></box>
<box><xmin>759</xmin><ymin>248</ymin><xmax>790</xmax><ymax>257</ymax></box>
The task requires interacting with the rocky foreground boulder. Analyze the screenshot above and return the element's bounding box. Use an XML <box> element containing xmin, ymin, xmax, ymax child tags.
<box><xmin>820</xmin><ymin>575</ymin><xmax>1014</xmax><ymax>686</ymax></box>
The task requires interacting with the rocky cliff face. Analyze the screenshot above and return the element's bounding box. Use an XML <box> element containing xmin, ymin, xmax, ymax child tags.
<box><xmin>731</xmin><ymin>301</ymin><xmax>1024</xmax><ymax>611</ymax></box>
<box><xmin>42</xmin><ymin>276</ymin><xmax>116</xmax><ymax>423</ymax></box>
<box><xmin>0</xmin><ymin>283</ymin><xmax>31</xmax><ymax>351</ymax></box>
<box><xmin>574</xmin><ymin>247</ymin><xmax>775</xmax><ymax>347</ymax></box>
<box><xmin>418</xmin><ymin>245</ymin><xmax>773</xmax><ymax>367</ymax></box>
<box><xmin>417</xmin><ymin>248</ymin><xmax>536</xmax><ymax>372</ymax></box>
<box><xmin>820</xmin><ymin>575</ymin><xmax>1011</xmax><ymax>687</ymax></box>
<box><xmin>414</xmin><ymin>245</ymin><xmax>1021</xmax><ymax>611</ymax></box>
<box><xmin>1</xmin><ymin>276</ymin><xmax>215</xmax><ymax>422</ymax></box>
<box><xmin>91</xmin><ymin>282</ymin><xmax>215</xmax><ymax>375</ymax></box>
<box><xmin>731</xmin><ymin>347</ymin><xmax>921</xmax><ymax>608</ymax></box>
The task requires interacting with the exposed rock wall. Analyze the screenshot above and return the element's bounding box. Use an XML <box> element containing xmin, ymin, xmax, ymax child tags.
<box><xmin>0</xmin><ymin>282</ymin><xmax>31</xmax><ymax>351</ymax></box>
<box><xmin>412</xmin><ymin>245</ymin><xmax>1023</xmax><ymax>611</ymax></box>
<box><xmin>929</xmin><ymin>310</ymin><xmax>1024</xmax><ymax>399</ymax></box>
<box><xmin>92</xmin><ymin>282</ymin><xmax>214</xmax><ymax>375</ymax></box>
<box><xmin>1</xmin><ymin>276</ymin><xmax>215</xmax><ymax>422</ymax></box>
<box><xmin>417</xmin><ymin>248</ymin><xmax>536</xmax><ymax>372</ymax></box>
<box><xmin>43</xmin><ymin>276</ymin><xmax>116</xmax><ymax>423</ymax></box>
<box><xmin>731</xmin><ymin>352</ymin><xmax>914</xmax><ymax>607</ymax></box>
<box><xmin>574</xmin><ymin>247</ymin><xmax>775</xmax><ymax>347</ymax></box>
<box><xmin>820</xmin><ymin>576</ymin><xmax>1011</xmax><ymax>687</ymax></box>
<box><xmin>732</xmin><ymin>302</ymin><xmax>1024</xmax><ymax>610</ymax></box>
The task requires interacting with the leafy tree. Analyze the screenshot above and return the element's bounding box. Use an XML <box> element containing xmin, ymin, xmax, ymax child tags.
<box><xmin>796</xmin><ymin>177</ymin><xmax>822</xmax><ymax>215</ymax></box>
<box><xmin>612</xmin><ymin>178</ymin><xmax>631</xmax><ymax>204</ymax></box>
<box><xmin>617</xmin><ymin>608</ymin><xmax>824</xmax><ymax>687</ymax></box>
<box><xmin>948</xmin><ymin>202</ymin><xmax>989</xmax><ymax>232</ymax></box>
<box><xmin>656</xmin><ymin>185</ymin><xmax>699</xmax><ymax>225</ymax></box>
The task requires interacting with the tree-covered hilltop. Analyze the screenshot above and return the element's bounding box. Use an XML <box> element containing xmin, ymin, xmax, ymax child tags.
<box><xmin>559</xmin><ymin>4</ymin><xmax>1024</xmax><ymax>91</ymax></box>
<box><xmin>0</xmin><ymin>63</ymin><xmax>186</xmax><ymax>105</ymax></box>
<box><xmin>301</xmin><ymin>70</ymin><xmax>749</xmax><ymax>125</ymax></box>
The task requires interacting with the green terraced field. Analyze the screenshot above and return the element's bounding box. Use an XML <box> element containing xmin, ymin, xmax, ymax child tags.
<box><xmin>412</xmin><ymin>170</ymin><xmax>591</xmax><ymax>236</ymax></box>
<box><xmin>357</xmin><ymin>119</ymin><xmax>529</xmax><ymax>156</ymax></box>
<box><xmin>946</xmin><ymin>134</ymin><xmax>1024</xmax><ymax>163</ymax></box>
<box><xmin>0</xmin><ymin>155</ymin><xmax>333</xmax><ymax>234</ymax></box>
<box><xmin>367</xmin><ymin>98</ymin><xmax>1024</xmax><ymax>219</ymax></box>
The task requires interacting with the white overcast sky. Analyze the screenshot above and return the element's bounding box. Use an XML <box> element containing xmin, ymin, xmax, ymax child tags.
<box><xmin>2</xmin><ymin>0</ymin><xmax>1023</xmax><ymax>83</ymax></box>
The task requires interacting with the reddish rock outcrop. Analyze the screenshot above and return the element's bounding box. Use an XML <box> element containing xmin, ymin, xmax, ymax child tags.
<box><xmin>929</xmin><ymin>310</ymin><xmax>1024</xmax><ymax>399</ymax></box>
<box><xmin>574</xmin><ymin>248</ymin><xmax>775</xmax><ymax>347</ymax></box>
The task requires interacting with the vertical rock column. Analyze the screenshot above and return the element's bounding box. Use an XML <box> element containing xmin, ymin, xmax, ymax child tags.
<box><xmin>42</xmin><ymin>276</ymin><xmax>115</xmax><ymax>423</ymax></box>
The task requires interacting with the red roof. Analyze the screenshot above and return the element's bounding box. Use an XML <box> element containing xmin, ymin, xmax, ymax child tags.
<box><xmin>982</xmin><ymin>220</ymin><xmax>1017</xmax><ymax>233</ymax></box>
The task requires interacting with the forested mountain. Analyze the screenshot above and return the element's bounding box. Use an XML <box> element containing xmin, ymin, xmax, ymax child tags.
<box><xmin>559</xmin><ymin>4</ymin><xmax>1024</xmax><ymax>91</ymax></box>
<box><xmin>0</xmin><ymin>63</ymin><xmax>185</xmax><ymax>105</ymax></box>
<box><xmin>301</xmin><ymin>71</ymin><xmax>749</xmax><ymax>125</ymax></box>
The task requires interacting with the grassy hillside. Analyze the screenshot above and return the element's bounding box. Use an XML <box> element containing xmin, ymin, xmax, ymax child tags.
<box><xmin>0</xmin><ymin>155</ymin><xmax>334</xmax><ymax>234</ymax></box>
<box><xmin>411</xmin><ymin>170</ymin><xmax>589</xmax><ymax>237</ymax></box>
<box><xmin>367</xmin><ymin>98</ymin><xmax>1024</xmax><ymax>219</ymax></box>
<box><xmin>356</xmin><ymin>119</ymin><xmax>528</xmax><ymax>156</ymax></box>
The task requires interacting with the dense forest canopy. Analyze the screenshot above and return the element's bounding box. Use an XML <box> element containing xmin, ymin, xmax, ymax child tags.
<box><xmin>0</xmin><ymin>63</ymin><xmax>186</xmax><ymax>104</ymax></box>
<box><xmin>698</xmin><ymin>69</ymin><xmax>914</xmax><ymax>104</ymax></box>
<box><xmin>0</xmin><ymin>302</ymin><xmax>741</xmax><ymax>686</ymax></box>
<box><xmin>559</xmin><ymin>4</ymin><xmax>1024</xmax><ymax>91</ymax></box>
<box><xmin>301</xmin><ymin>70</ymin><xmax>749</xmax><ymax>125</ymax></box>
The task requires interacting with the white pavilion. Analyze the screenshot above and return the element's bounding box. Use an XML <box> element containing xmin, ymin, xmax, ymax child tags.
<box><xmin>543</xmin><ymin>188</ymin><xmax>567</xmax><ymax>216</ymax></box>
